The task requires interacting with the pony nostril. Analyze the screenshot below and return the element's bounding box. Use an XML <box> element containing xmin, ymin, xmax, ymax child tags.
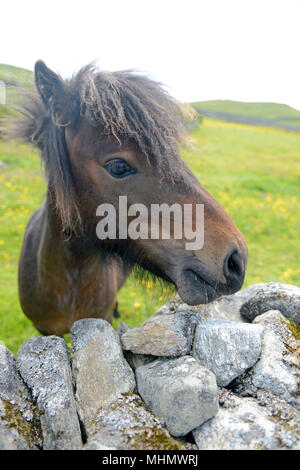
<box><xmin>223</xmin><ymin>249</ymin><xmax>244</xmax><ymax>282</ymax></box>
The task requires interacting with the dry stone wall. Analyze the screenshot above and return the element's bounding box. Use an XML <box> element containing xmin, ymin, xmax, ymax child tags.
<box><xmin>0</xmin><ymin>282</ymin><xmax>300</xmax><ymax>450</ymax></box>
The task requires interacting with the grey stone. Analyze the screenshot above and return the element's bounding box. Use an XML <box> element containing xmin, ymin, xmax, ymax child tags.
<box><xmin>194</xmin><ymin>283</ymin><xmax>269</xmax><ymax>322</ymax></box>
<box><xmin>83</xmin><ymin>394</ymin><xmax>186</xmax><ymax>450</ymax></box>
<box><xmin>154</xmin><ymin>294</ymin><xmax>182</xmax><ymax>315</ymax></box>
<box><xmin>117</xmin><ymin>323</ymin><xmax>160</xmax><ymax>371</ymax></box>
<box><xmin>116</xmin><ymin>321</ymin><xmax>131</xmax><ymax>337</ymax></box>
<box><xmin>155</xmin><ymin>284</ymin><xmax>267</xmax><ymax>323</ymax></box>
<box><xmin>17</xmin><ymin>336</ymin><xmax>82</xmax><ymax>450</ymax></box>
<box><xmin>136</xmin><ymin>356</ymin><xmax>219</xmax><ymax>436</ymax></box>
<box><xmin>192</xmin><ymin>320</ymin><xmax>264</xmax><ymax>386</ymax></box>
<box><xmin>124</xmin><ymin>351</ymin><xmax>161</xmax><ymax>371</ymax></box>
<box><xmin>231</xmin><ymin>310</ymin><xmax>300</xmax><ymax>409</ymax></box>
<box><xmin>83</xmin><ymin>440</ymin><xmax>118</xmax><ymax>450</ymax></box>
<box><xmin>193</xmin><ymin>389</ymin><xmax>300</xmax><ymax>450</ymax></box>
<box><xmin>154</xmin><ymin>304</ymin><xmax>173</xmax><ymax>316</ymax></box>
<box><xmin>0</xmin><ymin>345</ymin><xmax>40</xmax><ymax>449</ymax></box>
<box><xmin>240</xmin><ymin>282</ymin><xmax>300</xmax><ymax>324</ymax></box>
<box><xmin>71</xmin><ymin>318</ymin><xmax>135</xmax><ymax>432</ymax></box>
<box><xmin>0</xmin><ymin>423</ymin><xmax>33</xmax><ymax>450</ymax></box>
<box><xmin>121</xmin><ymin>311</ymin><xmax>197</xmax><ymax>356</ymax></box>
<box><xmin>191</xmin><ymin>297</ymin><xmax>246</xmax><ymax>323</ymax></box>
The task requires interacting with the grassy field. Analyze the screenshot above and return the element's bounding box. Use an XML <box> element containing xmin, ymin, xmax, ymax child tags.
<box><xmin>1</xmin><ymin>117</ymin><xmax>300</xmax><ymax>355</ymax></box>
<box><xmin>0</xmin><ymin>64</ymin><xmax>300</xmax><ymax>355</ymax></box>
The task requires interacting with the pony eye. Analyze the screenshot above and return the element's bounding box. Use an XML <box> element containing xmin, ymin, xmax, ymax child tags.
<box><xmin>104</xmin><ymin>159</ymin><xmax>134</xmax><ymax>178</ymax></box>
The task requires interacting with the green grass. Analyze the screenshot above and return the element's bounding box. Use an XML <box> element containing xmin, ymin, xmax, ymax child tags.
<box><xmin>1</xmin><ymin>118</ymin><xmax>300</xmax><ymax>355</ymax></box>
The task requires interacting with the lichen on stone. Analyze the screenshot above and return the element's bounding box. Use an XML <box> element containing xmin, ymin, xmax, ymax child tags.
<box><xmin>86</xmin><ymin>393</ymin><xmax>186</xmax><ymax>450</ymax></box>
<box><xmin>256</xmin><ymin>391</ymin><xmax>300</xmax><ymax>449</ymax></box>
<box><xmin>1</xmin><ymin>397</ymin><xmax>41</xmax><ymax>449</ymax></box>
<box><xmin>281</xmin><ymin>317</ymin><xmax>300</xmax><ymax>341</ymax></box>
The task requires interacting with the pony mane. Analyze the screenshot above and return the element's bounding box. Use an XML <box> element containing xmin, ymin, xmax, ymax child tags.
<box><xmin>74</xmin><ymin>65</ymin><xmax>185</xmax><ymax>162</ymax></box>
<box><xmin>10</xmin><ymin>63</ymin><xmax>188</xmax><ymax>232</ymax></box>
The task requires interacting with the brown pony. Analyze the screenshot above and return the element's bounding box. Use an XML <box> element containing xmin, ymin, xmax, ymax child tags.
<box><xmin>15</xmin><ymin>60</ymin><xmax>248</xmax><ymax>335</ymax></box>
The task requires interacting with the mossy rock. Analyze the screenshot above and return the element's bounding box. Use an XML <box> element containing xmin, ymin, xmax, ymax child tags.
<box><xmin>85</xmin><ymin>394</ymin><xmax>186</xmax><ymax>450</ymax></box>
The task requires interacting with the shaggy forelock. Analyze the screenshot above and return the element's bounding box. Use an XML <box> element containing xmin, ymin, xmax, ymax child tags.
<box><xmin>71</xmin><ymin>64</ymin><xmax>184</xmax><ymax>164</ymax></box>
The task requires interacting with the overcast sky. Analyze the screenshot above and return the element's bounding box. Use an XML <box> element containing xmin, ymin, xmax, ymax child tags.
<box><xmin>2</xmin><ymin>0</ymin><xmax>300</xmax><ymax>109</ymax></box>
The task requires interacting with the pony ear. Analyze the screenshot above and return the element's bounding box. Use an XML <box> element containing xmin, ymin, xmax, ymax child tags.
<box><xmin>34</xmin><ymin>60</ymin><xmax>74</xmax><ymax>126</ymax></box>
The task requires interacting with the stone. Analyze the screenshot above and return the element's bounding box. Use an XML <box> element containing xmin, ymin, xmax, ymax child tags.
<box><xmin>231</xmin><ymin>310</ymin><xmax>300</xmax><ymax>410</ymax></box>
<box><xmin>0</xmin><ymin>345</ymin><xmax>41</xmax><ymax>450</ymax></box>
<box><xmin>155</xmin><ymin>284</ymin><xmax>267</xmax><ymax>323</ymax></box>
<box><xmin>116</xmin><ymin>323</ymin><xmax>153</xmax><ymax>369</ymax></box>
<box><xmin>124</xmin><ymin>351</ymin><xmax>160</xmax><ymax>371</ymax></box>
<box><xmin>154</xmin><ymin>294</ymin><xmax>182</xmax><ymax>315</ymax></box>
<box><xmin>84</xmin><ymin>441</ymin><xmax>118</xmax><ymax>450</ymax></box>
<box><xmin>121</xmin><ymin>311</ymin><xmax>197</xmax><ymax>356</ymax></box>
<box><xmin>71</xmin><ymin>318</ymin><xmax>135</xmax><ymax>432</ymax></box>
<box><xmin>196</xmin><ymin>283</ymin><xmax>271</xmax><ymax>322</ymax></box>
<box><xmin>117</xmin><ymin>323</ymin><xmax>161</xmax><ymax>371</ymax></box>
<box><xmin>193</xmin><ymin>389</ymin><xmax>300</xmax><ymax>450</ymax></box>
<box><xmin>83</xmin><ymin>394</ymin><xmax>186</xmax><ymax>450</ymax></box>
<box><xmin>17</xmin><ymin>336</ymin><xmax>82</xmax><ymax>450</ymax></box>
<box><xmin>192</xmin><ymin>320</ymin><xmax>264</xmax><ymax>386</ymax></box>
<box><xmin>191</xmin><ymin>297</ymin><xmax>246</xmax><ymax>323</ymax></box>
<box><xmin>240</xmin><ymin>282</ymin><xmax>300</xmax><ymax>324</ymax></box>
<box><xmin>116</xmin><ymin>321</ymin><xmax>131</xmax><ymax>337</ymax></box>
<box><xmin>0</xmin><ymin>423</ymin><xmax>32</xmax><ymax>450</ymax></box>
<box><xmin>154</xmin><ymin>304</ymin><xmax>174</xmax><ymax>316</ymax></box>
<box><xmin>136</xmin><ymin>356</ymin><xmax>219</xmax><ymax>437</ymax></box>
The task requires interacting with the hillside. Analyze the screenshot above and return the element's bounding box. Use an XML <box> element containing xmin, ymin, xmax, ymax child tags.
<box><xmin>0</xmin><ymin>63</ymin><xmax>33</xmax><ymax>88</ymax></box>
<box><xmin>0</xmin><ymin>64</ymin><xmax>33</xmax><ymax>120</ymax></box>
<box><xmin>192</xmin><ymin>100</ymin><xmax>300</xmax><ymax>131</ymax></box>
